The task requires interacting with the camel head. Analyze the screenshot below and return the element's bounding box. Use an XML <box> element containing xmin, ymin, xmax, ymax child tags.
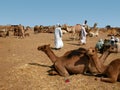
<box><xmin>87</xmin><ymin>47</ymin><xmax>97</xmax><ymax>56</ymax></box>
<box><xmin>37</xmin><ymin>44</ymin><xmax>50</xmax><ymax>51</ymax></box>
<box><xmin>102</xmin><ymin>41</ymin><xmax>118</xmax><ymax>53</ymax></box>
<box><xmin>109</xmin><ymin>45</ymin><xmax>118</xmax><ymax>53</ymax></box>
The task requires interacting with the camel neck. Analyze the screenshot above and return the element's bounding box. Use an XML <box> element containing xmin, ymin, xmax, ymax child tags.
<box><xmin>99</xmin><ymin>50</ymin><xmax>110</xmax><ymax>63</ymax></box>
<box><xmin>44</xmin><ymin>48</ymin><xmax>58</xmax><ymax>63</ymax></box>
<box><xmin>90</xmin><ymin>53</ymin><xmax>106</xmax><ymax>73</ymax></box>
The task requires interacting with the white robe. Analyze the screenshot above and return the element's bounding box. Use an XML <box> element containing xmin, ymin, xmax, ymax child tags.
<box><xmin>80</xmin><ymin>26</ymin><xmax>87</xmax><ymax>44</ymax></box>
<box><xmin>54</xmin><ymin>27</ymin><xmax>63</xmax><ymax>49</ymax></box>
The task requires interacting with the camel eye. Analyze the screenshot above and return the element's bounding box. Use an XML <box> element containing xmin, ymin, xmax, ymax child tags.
<box><xmin>92</xmin><ymin>50</ymin><xmax>94</xmax><ymax>52</ymax></box>
<box><xmin>110</xmin><ymin>47</ymin><xmax>114</xmax><ymax>50</ymax></box>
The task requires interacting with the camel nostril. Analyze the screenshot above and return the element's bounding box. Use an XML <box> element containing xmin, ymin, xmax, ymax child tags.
<box><xmin>37</xmin><ymin>46</ymin><xmax>40</xmax><ymax>50</ymax></box>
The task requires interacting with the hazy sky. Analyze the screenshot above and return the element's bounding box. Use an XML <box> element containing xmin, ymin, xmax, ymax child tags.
<box><xmin>0</xmin><ymin>0</ymin><xmax>120</xmax><ymax>27</ymax></box>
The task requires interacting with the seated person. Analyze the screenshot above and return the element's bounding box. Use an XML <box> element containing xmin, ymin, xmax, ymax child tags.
<box><xmin>95</xmin><ymin>39</ymin><xmax>104</xmax><ymax>53</ymax></box>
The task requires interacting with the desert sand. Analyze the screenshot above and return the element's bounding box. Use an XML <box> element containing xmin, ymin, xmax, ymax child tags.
<box><xmin>0</xmin><ymin>30</ymin><xmax>120</xmax><ymax>90</ymax></box>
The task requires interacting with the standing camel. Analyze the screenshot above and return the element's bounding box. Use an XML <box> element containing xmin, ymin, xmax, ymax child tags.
<box><xmin>86</xmin><ymin>47</ymin><xmax>120</xmax><ymax>83</ymax></box>
<box><xmin>70</xmin><ymin>24</ymin><xmax>82</xmax><ymax>40</ymax></box>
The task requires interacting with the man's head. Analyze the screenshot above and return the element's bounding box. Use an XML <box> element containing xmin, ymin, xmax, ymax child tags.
<box><xmin>56</xmin><ymin>23</ymin><xmax>61</xmax><ymax>27</ymax></box>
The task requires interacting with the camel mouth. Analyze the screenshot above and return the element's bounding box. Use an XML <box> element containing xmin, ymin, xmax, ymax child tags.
<box><xmin>86</xmin><ymin>52</ymin><xmax>91</xmax><ymax>55</ymax></box>
<box><xmin>37</xmin><ymin>46</ymin><xmax>41</xmax><ymax>50</ymax></box>
<box><xmin>86</xmin><ymin>50</ymin><xmax>94</xmax><ymax>56</ymax></box>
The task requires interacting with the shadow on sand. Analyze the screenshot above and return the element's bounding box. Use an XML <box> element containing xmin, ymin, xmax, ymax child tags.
<box><xmin>28</xmin><ymin>63</ymin><xmax>52</xmax><ymax>68</ymax></box>
<box><xmin>67</xmin><ymin>43</ymin><xmax>80</xmax><ymax>46</ymax></box>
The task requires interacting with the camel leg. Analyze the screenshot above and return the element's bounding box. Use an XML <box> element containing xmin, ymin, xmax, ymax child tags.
<box><xmin>82</xmin><ymin>64</ymin><xmax>88</xmax><ymax>75</ymax></box>
<box><xmin>48</xmin><ymin>70</ymin><xmax>59</xmax><ymax>75</ymax></box>
<box><xmin>54</xmin><ymin>62</ymin><xmax>69</xmax><ymax>77</ymax></box>
<box><xmin>101</xmin><ymin>68</ymin><xmax>119</xmax><ymax>83</ymax></box>
<box><xmin>101</xmin><ymin>76</ymin><xmax>118</xmax><ymax>83</ymax></box>
<box><xmin>118</xmin><ymin>74</ymin><xmax>120</xmax><ymax>81</ymax></box>
<box><xmin>48</xmin><ymin>68</ymin><xmax>59</xmax><ymax>75</ymax></box>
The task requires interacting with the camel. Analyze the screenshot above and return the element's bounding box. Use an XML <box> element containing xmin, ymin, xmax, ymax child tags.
<box><xmin>101</xmin><ymin>38</ymin><xmax>120</xmax><ymax>53</ymax></box>
<box><xmin>88</xmin><ymin>23</ymin><xmax>99</xmax><ymax>37</ymax></box>
<box><xmin>18</xmin><ymin>24</ymin><xmax>25</xmax><ymax>38</ymax></box>
<box><xmin>37</xmin><ymin>44</ymin><xmax>112</xmax><ymax>77</ymax></box>
<box><xmin>70</xmin><ymin>24</ymin><xmax>82</xmax><ymax>40</ymax></box>
<box><xmin>11</xmin><ymin>24</ymin><xmax>25</xmax><ymax>38</ymax></box>
<box><xmin>109</xmin><ymin>43</ymin><xmax>120</xmax><ymax>53</ymax></box>
<box><xmin>37</xmin><ymin>44</ymin><xmax>89</xmax><ymax>77</ymax></box>
<box><xmin>86</xmin><ymin>47</ymin><xmax>120</xmax><ymax>83</ymax></box>
<box><xmin>61</xmin><ymin>24</ymin><xmax>82</xmax><ymax>40</ymax></box>
<box><xmin>34</xmin><ymin>25</ymin><xmax>41</xmax><ymax>34</ymax></box>
<box><xmin>0</xmin><ymin>25</ymin><xmax>9</xmax><ymax>37</ymax></box>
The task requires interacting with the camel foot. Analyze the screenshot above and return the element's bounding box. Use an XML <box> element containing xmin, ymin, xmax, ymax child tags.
<box><xmin>100</xmin><ymin>77</ymin><xmax>116</xmax><ymax>83</ymax></box>
<box><xmin>48</xmin><ymin>70</ymin><xmax>58</xmax><ymax>75</ymax></box>
<box><xmin>95</xmin><ymin>77</ymin><xmax>100</xmax><ymax>81</ymax></box>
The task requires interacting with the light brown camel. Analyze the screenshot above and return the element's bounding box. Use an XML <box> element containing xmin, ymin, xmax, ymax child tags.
<box><xmin>109</xmin><ymin>43</ymin><xmax>120</xmax><ymax>53</ymax></box>
<box><xmin>37</xmin><ymin>44</ymin><xmax>112</xmax><ymax>77</ymax></box>
<box><xmin>37</xmin><ymin>44</ymin><xmax>89</xmax><ymax>77</ymax></box>
<box><xmin>18</xmin><ymin>24</ymin><xmax>25</xmax><ymax>38</ymax></box>
<box><xmin>88</xmin><ymin>23</ymin><xmax>99</xmax><ymax>37</ymax></box>
<box><xmin>86</xmin><ymin>47</ymin><xmax>120</xmax><ymax>83</ymax></box>
<box><xmin>70</xmin><ymin>24</ymin><xmax>82</xmax><ymax>40</ymax></box>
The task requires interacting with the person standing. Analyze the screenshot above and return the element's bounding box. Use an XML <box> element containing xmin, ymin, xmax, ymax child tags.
<box><xmin>54</xmin><ymin>23</ymin><xmax>63</xmax><ymax>50</ymax></box>
<box><xmin>80</xmin><ymin>25</ymin><xmax>87</xmax><ymax>45</ymax></box>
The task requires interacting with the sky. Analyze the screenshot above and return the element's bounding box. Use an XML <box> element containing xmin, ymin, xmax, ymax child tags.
<box><xmin>0</xmin><ymin>0</ymin><xmax>120</xmax><ymax>27</ymax></box>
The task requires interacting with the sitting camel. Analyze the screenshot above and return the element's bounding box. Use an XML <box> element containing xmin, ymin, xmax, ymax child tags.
<box><xmin>37</xmin><ymin>44</ymin><xmax>89</xmax><ymax>77</ymax></box>
<box><xmin>110</xmin><ymin>43</ymin><xmax>120</xmax><ymax>53</ymax></box>
<box><xmin>88</xmin><ymin>23</ymin><xmax>99</xmax><ymax>37</ymax></box>
<box><xmin>37</xmin><ymin>44</ymin><xmax>113</xmax><ymax>77</ymax></box>
<box><xmin>86</xmin><ymin>47</ymin><xmax>120</xmax><ymax>83</ymax></box>
<box><xmin>96</xmin><ymin>38</ymin><xmax>120</xmax><ymax>54</ymax></box>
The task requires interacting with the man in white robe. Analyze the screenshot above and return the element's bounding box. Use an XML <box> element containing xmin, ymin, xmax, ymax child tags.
<box><xmin>80</xmin><ymin>25</ymin><xmax>87</xmax><ymax>45</ymax></box>
<box><xmin>54</xmin><ymin>24</ymin><xmax>63</xmax><ymax>50</ymax></box>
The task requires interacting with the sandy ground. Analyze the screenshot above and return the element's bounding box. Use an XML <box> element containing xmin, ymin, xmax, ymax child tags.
<box><xmin>0</xmin><ymin>30</ymin><xmax>120</xmax><ymax>90</ymax></box>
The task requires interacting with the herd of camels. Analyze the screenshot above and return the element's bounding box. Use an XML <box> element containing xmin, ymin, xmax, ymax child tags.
<box><xmin>37</xmin><ymin>43</ymin><xmax>120</xmax><ymax>83</ymax></box>
<box><xmin>0</xmin><ymin>21</ymin><xmax>120</xmax><ymax>39</ymax></box>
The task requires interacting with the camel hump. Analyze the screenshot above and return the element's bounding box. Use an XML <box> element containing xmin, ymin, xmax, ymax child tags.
<box><xmin>67</xmin><ymin>47</ymin><xmax>87</xmax><ymax>58</ymax></box>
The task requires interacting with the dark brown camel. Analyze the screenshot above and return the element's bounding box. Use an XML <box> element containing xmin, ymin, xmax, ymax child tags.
<box><xmin>37</xmin><ymin>44</ymin><xmax>89</xmax><ymax>77</ymax></box>
<box><xmin>86</xmin><ymin>47</ymin><xmax>120</xmax><ymax>83</ymax></box>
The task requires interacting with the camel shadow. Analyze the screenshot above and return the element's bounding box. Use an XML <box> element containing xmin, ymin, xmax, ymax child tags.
<box><xmin>63</xmin><ymin>39</ymin><xmax>73</xmax><ymax>41</ymax></box>
<box><xmin>28</xmin><ymin>63</ymin><xmax>52</xmax><ymax>68</ymax></box>
<box><xmin>51</xmin><ymin>47</ymin><xmax>62</xmax><ymax>50</ymax></box>
<box><xmin>67</xmin><ymin>43</ymin><xmax>80</xmax><ymax>46</ymax></box>
<box><xmin>28</xmin><ymin>63</ymin><xmax>55</xmax><ymax>76</ymax></box>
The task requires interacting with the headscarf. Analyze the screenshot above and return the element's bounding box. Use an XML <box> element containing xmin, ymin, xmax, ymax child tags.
<box><xmin>56</xmin><ymin>23</ymin><xmax>61</xmax><ymax>27</ymax></box>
